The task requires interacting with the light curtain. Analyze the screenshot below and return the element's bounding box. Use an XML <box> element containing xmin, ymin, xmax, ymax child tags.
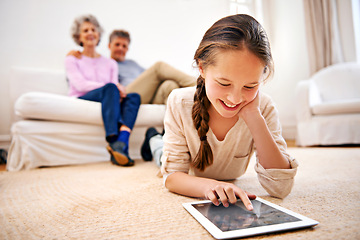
<box><xmin>303</xmin><ymin>0</ymin><xmax>344</xmax><ymax>74</ymax></box>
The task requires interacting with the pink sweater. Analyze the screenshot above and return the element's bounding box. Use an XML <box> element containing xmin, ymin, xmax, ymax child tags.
<box><xmin>65</xmin><ymin>55</ymin><xmax>118</xmax><ymax>97</ymax></box>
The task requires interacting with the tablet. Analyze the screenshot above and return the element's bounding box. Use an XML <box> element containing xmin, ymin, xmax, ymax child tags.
<box><xmin>183</xmin><ymin>197</ymin><xmax>318</xmax><ymax>239</ymax></box>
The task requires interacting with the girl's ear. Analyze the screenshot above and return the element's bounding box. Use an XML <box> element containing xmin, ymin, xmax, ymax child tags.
<box><xmin>198</xmin><ymin>62</ymin><xmax>205</xmax><ymax>78</ymax></box>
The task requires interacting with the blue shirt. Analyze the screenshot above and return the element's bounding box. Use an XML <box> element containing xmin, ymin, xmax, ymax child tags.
<box><xmin>117</xmin><ymin>59</ymin><xmax>145</xmax><ymax>86</ymax></box>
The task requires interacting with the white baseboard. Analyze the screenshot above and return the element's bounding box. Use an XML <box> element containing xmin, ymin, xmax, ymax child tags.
<box><xmin>0</xmin><ymin>134</ymin><xmax>11</xmax><ymax>142</ymax></box>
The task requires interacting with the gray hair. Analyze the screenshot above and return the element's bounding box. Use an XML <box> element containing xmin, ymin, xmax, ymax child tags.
<box><xmin>71</xmin><ymin>14</ymin><xmax>104</xmax><ymax>46</ymax></box>
<box><xmin>109</xmin><ymin>29</ymin><xmax>131</xmax><ymax>44</ymax></box>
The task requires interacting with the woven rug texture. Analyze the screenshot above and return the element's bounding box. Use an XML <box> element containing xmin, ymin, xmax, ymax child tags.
<box><xmin>1</xmin><ymin>147</ymin><xmax>359</xmax><ymax>239</ymax></box>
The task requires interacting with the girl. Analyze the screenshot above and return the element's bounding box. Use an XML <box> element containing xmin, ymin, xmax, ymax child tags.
<box><xmin>65</xmin><ymin>14</ymin><xmax>141</xmax><ymax>166</ymax></box>
<box><xmin>145</xmin><ymin>14</ymin><xmax>298</xmax><ymax>210</ymax></box>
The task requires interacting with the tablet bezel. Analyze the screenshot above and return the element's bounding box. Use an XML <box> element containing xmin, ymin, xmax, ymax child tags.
<box><xmin>182</xmin><ymin>197</ymin><xmax>318</xmax><ymax>239</ymax></box>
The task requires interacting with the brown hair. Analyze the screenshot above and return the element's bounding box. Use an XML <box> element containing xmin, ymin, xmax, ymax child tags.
<box><xmin>191</xmin><ymin>14</ymin><xmax>273</xmax><ymax>171</ymax></box>
<box><xmin>71</xmin><ymin>14</ymin><xmax>104</xmax><ymax>47</ymax></box>
<box><xmin>109</xmin><ymin>29</ymin><xmax>131</xmax><ymax>44</ymax></box>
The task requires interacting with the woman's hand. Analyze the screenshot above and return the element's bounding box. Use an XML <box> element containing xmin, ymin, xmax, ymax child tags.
<box><xmin>116</xmin><ymin>83</ymin><xmax>127</xmax><ymax>98</ymax></box>
<box><xmin>66</xmin><ymin>50</ymin><xmax>82</xmax><ymax>59</ymax></box>
<box><xmin>204</xmin><ymin>181</ymin><xmax>256</xmax><ymax>210</ymax></box>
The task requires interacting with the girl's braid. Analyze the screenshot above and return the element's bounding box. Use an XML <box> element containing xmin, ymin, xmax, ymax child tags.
<box><xmin>192</xmin><ymin>76</ymin><xmax>213</xmax><ymax>171</ymax></box>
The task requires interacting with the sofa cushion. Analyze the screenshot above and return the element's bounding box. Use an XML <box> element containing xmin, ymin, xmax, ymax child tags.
<box><xmin>15</xmin><ymin>91</ymin><xmax>166</xmax><ymax>126</ymax></box>
<box><xmin>311</xmin><ymin>99</ymin><xmax>360</xmax><ymax>115</ymax></box>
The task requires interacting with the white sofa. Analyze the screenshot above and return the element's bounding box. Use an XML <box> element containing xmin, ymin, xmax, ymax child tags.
<box><xmin>295</xmin><ymin>62</ymin><xmax>360</xmax><ymax>146</ymax></box>
<box><xmin>7</xmin><ymin>67</ymin><xmax>166</xmax><ymax>171</ymax></box>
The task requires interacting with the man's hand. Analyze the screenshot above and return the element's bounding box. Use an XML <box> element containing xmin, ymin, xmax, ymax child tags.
<box><xmin>116</xmin><ymin>83</ymin><xmax>127</xmax><ymax>98</ymax></box>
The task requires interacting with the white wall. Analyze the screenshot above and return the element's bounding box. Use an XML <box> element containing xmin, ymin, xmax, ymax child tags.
<box><xmin>352</xmin><ymin>0</ymin><xmax>360</xmax><ymax>62</ymax></box>
<box><xmin>0</xmin><ymin>0</ymin><xmax>228</xmax><ymax>141</ymax></box>
<box><xmin>261</xmin><ymin>0</ymin><xmax>311</xmax><ymax>139</ymax></box>
<box><xmin>0</xmin><ymin>0</ymin><xmax>357</xmax><ymax>142</ymax></box>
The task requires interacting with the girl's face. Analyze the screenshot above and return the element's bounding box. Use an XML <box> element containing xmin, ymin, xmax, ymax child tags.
<box><xmin>79</xmin><ymin>21</ymin><xmax>99</xmax><ymax>47</ymax></box>
<box><xmin>200</xmin><ymin>49</ymin><xmax>265</xmax><ymax>119</ymax></box>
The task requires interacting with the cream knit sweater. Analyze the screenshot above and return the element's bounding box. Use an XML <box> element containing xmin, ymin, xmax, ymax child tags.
<box><xmin>160</xmin><ymin>87</ymin><xmax>298</xmax><ymax>198</ymax></box>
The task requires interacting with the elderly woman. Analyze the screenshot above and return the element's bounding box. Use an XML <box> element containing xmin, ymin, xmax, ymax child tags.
<box><xmin>65</xmin><ymin>14</ymin><xmax>140</xmax><ymax>166</ymax></box>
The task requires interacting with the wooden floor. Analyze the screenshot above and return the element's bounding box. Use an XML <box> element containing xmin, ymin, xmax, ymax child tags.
<box><xmin>0</xmin><ymin>164</ymin><xmax>6</xmax><ymax>171</ymax></box>
<box><xmin>286</xmin><ymin>139</ymin><xmax>296</xmax><ymax>147</ymax></box>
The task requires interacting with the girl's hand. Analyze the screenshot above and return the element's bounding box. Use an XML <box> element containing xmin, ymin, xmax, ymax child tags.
<box><xmin>238</xmin><ymin>90</ymin><xmax>261</xmax><ymax>120</ymax></box>
<box><xmin>116</xmin><ymin>83</ymin><xmax>127</xmax><ymax>98</ymax></box>
<box><xmin>204</xmin><ymin>181</ymin><xmax>256</xmax><ymax>210</ymax></box>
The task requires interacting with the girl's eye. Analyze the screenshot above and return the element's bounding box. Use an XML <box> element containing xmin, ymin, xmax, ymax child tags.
<box><xmin>217</xmin><ymin>81</ymin><xmax>230</xmax><ymax>87</ymax></box>
<box><xmin>244</xmin><ymin>86</ymin><xmax>256</xmax><ymax>90</ymax></box>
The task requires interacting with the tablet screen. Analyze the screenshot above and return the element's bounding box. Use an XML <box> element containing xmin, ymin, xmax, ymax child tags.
<box><xmin>192</xmin><ymin>199</ymin><xmax>301</xmax><ymax>232</ymax></box>
<box><xmin>183</xmin><ymin>198</ymin><xmax>318</xmax><ymax>239</ymax></box>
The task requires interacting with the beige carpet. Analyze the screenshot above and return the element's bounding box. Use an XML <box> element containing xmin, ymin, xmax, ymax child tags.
<box><xmin>1</xmin><ymin>147</ymin><xmax>359</xmax><ymax>240</ymax></box>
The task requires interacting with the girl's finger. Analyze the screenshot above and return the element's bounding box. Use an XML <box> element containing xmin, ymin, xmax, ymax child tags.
<box><xmin>236</xmin><ymin>189</ymin><xmax>254</xmax><ymax>211</ymax></box>
<box><xmin>214</xmin><ymin>186</ymin><xmax>229</xmax><ymax>207</ymax></box>
<box><xmin>245</xmin><ymin>191</ymin><xmax>257</xmax><ymax>200</ymax></box>
<box><xmin>223</xmin><ymin>186</ymin><xmax>237</xmax><ymax>204</ymax></box>
<box><xmin>207</xmin><ymin>190</ymin><xmax>220</xmax><ymax>206</ymax></box>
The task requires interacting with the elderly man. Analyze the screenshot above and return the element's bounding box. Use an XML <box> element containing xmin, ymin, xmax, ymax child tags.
<box><xmin>108</xmin><ymin>30</ymin><xmax>195</xmax><ymax>104</ymax></box>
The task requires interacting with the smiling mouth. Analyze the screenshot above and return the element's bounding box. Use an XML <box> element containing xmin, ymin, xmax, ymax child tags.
<box><xmin>221</xmin><ymin>100</ymin><xmax>239</xmax><ymax>109</ymax></box>
<box><xmin>224</xmin><ymin>102</ymin><xmax>236</xmax><ymax>108</ymax></box>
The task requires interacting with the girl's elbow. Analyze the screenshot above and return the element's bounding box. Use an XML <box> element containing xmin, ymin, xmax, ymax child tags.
<box><xmin>164</xmin><ymin>171</ymin><xmax>186</xmax><ymax>192</ymax></box>
<box><xmin>261</xmin><ymin>178</ymin><xmax>295</xmax><ymax>199</ymax></box>
<box><xmin>269</xmin><ymin>188</ymin><xmax>292</xmax><ymax>199</ymax></box>
<box><xmin>164</xmin><ymin>174</ymin><xmax>177</xmax><ymax>191</ymax></box>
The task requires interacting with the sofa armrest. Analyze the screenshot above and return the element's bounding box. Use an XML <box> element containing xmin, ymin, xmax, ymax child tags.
<box><xmin>15</xmin><ymin>92</ymin><xmax>102</xmax><ymax>125</ymax></box>
<box><xmin>14</xmin><ymin>91</ymin><xmax>166</xmax><ymax>127</ymax></box>
<box><xmin>308</xmin><ymin>80</ymin><xmax>322</xmax><ymax>107</ymax></box>
<box><xmin>295</xmin><ymin>80</ymin><xmax>312</xmax><ymax>122</ymax></box>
